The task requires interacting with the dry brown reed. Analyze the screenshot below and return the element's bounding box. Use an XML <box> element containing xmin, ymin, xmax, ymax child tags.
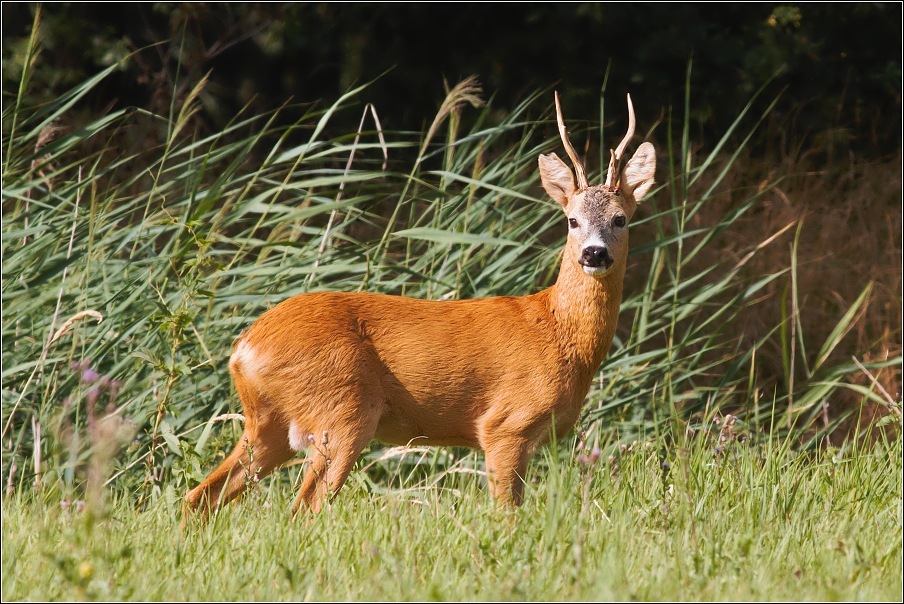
<box><xmin>626</xmin><ymin>147</ymin><xmax>902</xmax><ymax>432</ymax></box>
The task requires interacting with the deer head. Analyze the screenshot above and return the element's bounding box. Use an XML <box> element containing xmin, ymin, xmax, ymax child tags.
<box><xmin>539</xmin><ymin>92</ymin><xmax>656</xmax><ymax>277</ymax></box>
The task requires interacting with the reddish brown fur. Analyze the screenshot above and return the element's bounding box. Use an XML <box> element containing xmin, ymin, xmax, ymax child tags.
<box><xmin>184</xmin><ymin>97</ymin><xmax>656</xmax><ymax>517</ymax></box>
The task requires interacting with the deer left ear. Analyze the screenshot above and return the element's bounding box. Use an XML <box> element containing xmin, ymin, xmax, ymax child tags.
<box><xmin>539</xmin><ymin>152</ymin><xmax>576</xmax><ymax>207</ymax></box>
<box><xmin>620</xmin><ymin>142</ymin><xmax>656</xmax><ymax>201</ymax></box>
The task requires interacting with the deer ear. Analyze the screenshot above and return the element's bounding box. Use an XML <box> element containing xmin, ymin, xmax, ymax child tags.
<box><xmin>621</xmin><ymin>142</ymin><xmax>656</xmax><ymax>201</ymax></box>
<box><xmin>539</xmin><ymin>152</ymin><xmax>576</xmax><ymax>207</ymax></box>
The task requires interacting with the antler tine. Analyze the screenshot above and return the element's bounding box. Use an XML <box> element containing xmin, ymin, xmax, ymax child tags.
<box><xmin>554</xmin><ymin>91</ymin><xmax>589</xmax><ymax>190</ymax></box>
<box><xmin>604</xmin><ymin>149</ymin><xmax>617</xmax><ymax>189</ymax></box>
<box><xmin>614</xmin><ymin>93</ymin><xmax>636</xmax><ymax>161</ymax></box>
<box><xmin>604</xmin><ymin>93</ymin><xmax>637</xmax><ymax>189</ymax></box>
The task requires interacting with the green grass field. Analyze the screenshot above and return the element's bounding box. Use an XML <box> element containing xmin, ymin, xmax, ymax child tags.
<box><xmin>2</xmin><ymin>34</ymin><xmax>901</xmax><ymax>601</ymax></box>
<box><xmin>3</xmin><ymin>435</ymin><xmax>901</xmax><ymax>601</ymax></box>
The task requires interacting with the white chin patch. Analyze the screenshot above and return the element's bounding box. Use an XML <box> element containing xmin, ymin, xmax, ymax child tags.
<box><xmin>582</xmin><ymin>265</ymin><xmax>608</xmax><ymax>275</ymax></box>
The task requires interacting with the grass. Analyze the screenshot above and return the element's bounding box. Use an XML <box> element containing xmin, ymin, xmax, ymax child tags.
<box><xmin>3</xmin><ymin>432</ymin><xmax>901</xmax><ymax>600</ymax></box>
<box><xmin>1</xmin><ymin>24</ymin><xmax>902</xmax><ymax>600</ymax></box>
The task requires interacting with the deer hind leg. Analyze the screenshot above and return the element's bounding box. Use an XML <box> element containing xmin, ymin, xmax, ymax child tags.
<box><xmin>184</xmin><ymin>414</ymin><xmax>294</xmax><ymax>517</ymax></box>
<box><xmin>291</xmin><ymin>416</ymin><xmax>381</xmax><ymax>515</ymax></box>
<box><xmin>292</xmin><ymin>387</ymin><xmax>384</xmax><ymax>515</ymax></box>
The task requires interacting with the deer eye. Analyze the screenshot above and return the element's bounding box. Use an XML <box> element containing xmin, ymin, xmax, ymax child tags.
<box><xmin>568</xmin><ymin>218</ymin><xmax>578</xmax><ymax>229</ymax></box>
<box><xmin>613</xmin><ymin>215</ymin><xmax>627</xmax><ymax>228</ymax></box>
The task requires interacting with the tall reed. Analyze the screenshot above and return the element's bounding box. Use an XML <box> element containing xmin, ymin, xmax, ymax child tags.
<box><xmin>2</xmin><ymin>53</ymin><xmax>899</xmax><ymax>504</ymax></box>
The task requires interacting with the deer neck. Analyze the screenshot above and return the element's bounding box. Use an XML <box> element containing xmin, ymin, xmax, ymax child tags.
<box><xmin>545</xmin><ymin>251</ymin><xmax>625</xmax><ymax>379</ymax></box>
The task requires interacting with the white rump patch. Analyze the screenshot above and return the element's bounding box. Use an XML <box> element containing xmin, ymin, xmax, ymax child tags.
<box><xmin>230</xmin><ymin>338</ymin><xmax>264</xmax><ymax>380</ymax></box>
<box><xmin>288</xmin><ymin>421</ymin><xmax>307</xmax><ymax>452</ymax></box>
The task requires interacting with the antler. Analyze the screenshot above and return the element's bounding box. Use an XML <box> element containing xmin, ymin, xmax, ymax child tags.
<box><xmin>554</xmin><ymin>91</ymin><xmax>589</xmax><ymax>190</ymax></box>
<box><xmin>604</xmin><ymin>93</ymin><xmax>636</xmax><ymax>190</ymax></box>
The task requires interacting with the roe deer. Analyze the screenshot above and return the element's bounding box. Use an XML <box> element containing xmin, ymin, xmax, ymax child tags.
<box><xmin>184</xmin><ymin>92</ymin><xmax>656</xmax><ymax>516</ymax></box>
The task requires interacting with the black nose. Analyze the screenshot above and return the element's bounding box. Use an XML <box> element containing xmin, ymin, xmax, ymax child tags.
<box><xmin>580</xmin><ymin>246</ymin><xmax>612</xmax><ymax>268</ymax></box>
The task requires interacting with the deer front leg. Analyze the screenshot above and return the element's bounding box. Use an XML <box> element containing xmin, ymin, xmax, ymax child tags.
<box><xmin>482</xmin><ymin>436</ymin><xmax>532</xmax><ymax>507</ymax></box>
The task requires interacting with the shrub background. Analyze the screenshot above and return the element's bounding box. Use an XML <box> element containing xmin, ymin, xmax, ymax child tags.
<box><xmin>2</xmin><ymin>3</ymin><xmax>901</xmax><ymax>157</ymax></box>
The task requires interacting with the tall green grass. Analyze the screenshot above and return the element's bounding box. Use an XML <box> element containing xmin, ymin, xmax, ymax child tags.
<box><xmin>1</xmin><ymin>53</ymin><xmax>900</xmax><ymax>512</ymax></box>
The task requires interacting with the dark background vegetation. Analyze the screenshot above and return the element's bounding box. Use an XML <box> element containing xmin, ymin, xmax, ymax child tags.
<box><xmin>2</xmin><ymin>3</ymin><xmax>901</xmax><ymax>160</ymax></box>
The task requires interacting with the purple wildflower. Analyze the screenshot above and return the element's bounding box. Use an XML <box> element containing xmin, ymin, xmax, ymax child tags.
<box><xmin>81</xmin><ymin>368</ymin><xmax>99</xmax><ymax>384</ymax></box>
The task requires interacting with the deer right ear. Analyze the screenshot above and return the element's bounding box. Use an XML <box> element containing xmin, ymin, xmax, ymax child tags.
<box><xmin>620</xmin><ymin>142</ymin><xmax>656</xmax><ymax>202</ymax></box>
<box><xmin>539</xmin><ymin>153</ymin><xmax>576</xmax><ymax>207</ymax></box>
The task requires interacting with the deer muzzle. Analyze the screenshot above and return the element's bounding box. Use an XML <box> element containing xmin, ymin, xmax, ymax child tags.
<box><xmin>579</xmin><ymin>245</ymin><xmax>613</xmax><ymax>273</ymax></box>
